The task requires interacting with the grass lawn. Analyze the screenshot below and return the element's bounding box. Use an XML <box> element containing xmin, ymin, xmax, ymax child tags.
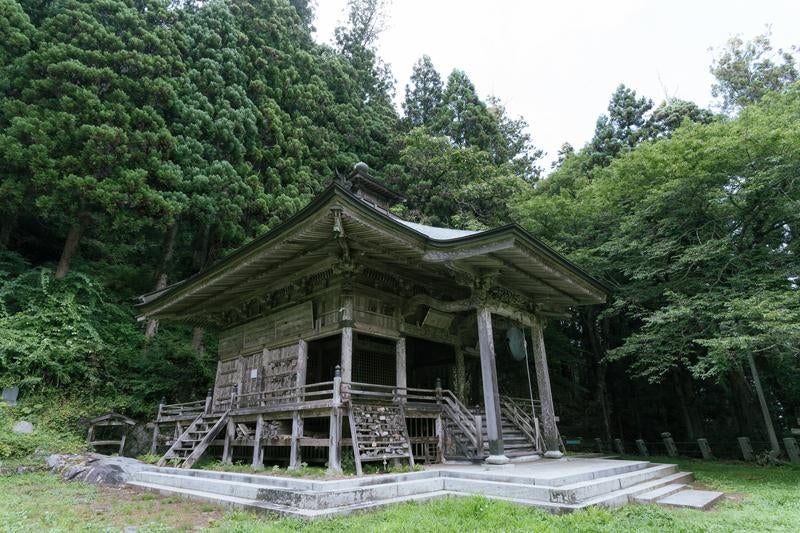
<box><xmin>0</xmin><ymin>457</ymin><xmax>798</xmax><ymax>532</ymax></box>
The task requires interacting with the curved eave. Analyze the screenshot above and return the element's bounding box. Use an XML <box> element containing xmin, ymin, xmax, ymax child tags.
<box><xmin>138</xmin><ymin>182</ymin><xmax>608</xmax><ymax>320</ymax></box>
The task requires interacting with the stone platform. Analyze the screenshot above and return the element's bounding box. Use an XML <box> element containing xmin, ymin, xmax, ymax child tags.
<box><xmin>128</xmin><ymin>457</ymin><xmax>713</xmax><ymax>519</ymax></box>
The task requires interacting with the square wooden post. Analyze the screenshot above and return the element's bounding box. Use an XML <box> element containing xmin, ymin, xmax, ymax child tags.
<box><xmin>290</xmin><ymin>339</ymin><xmax>308</xmax><ymax>469</ymax></box>
<box><xmin>252</xmin><ymin>415</ymin><xmax>264</xmax><ymax>469</ymax></box>
<box><xmin>530</xmin><ymin>314</ymin><xmax>562</xmax><ymax>458</ymax></box>
<box><xmin>396</xmin><ymin>336</ymin><xmax>407</xmax><ymax>401</ymax></box>
<box><xmin>340</xmin><ymin>296</ymin><xmax>353</xmax><ymax>384</ymax></box>
<box><xmin>328</xmin><ymin>365</ymin><xmax>343</xmax><ymax>473</ymax></box>
<box><xmin>477</xmin><ymin>307</ymin><xmax>508</xmax><ymax>464</ymax></box>
<box><xmin>222</xmin><ymin>419</ymin><xmax>235</xmax><ymax>465</ymax></box>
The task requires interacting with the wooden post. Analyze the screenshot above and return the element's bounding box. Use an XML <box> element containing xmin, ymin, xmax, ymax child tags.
<box><xmin>474</xmin><ymin>414</ymin><xmax>483</xmax><ymax>457</ymax></box>
<box><xmin>204</xmin><ymin>388</ymin><xmax>213</xmax><ymax>415</ymax></box>
<box><xmin>150</xmin><ymin>397</ymin><xmax>164</xmax><ymax>455</ymax></box>
<box><xmin>530</xmin><ymin>314</ymin><xmax>562</xmax><ymax>458</ymax></box>
<box><xmin>86</xmin><ymin>424</ymin><xmax>95</xmax><ymax>447</ymax></box>
<box><xmin>454</xmin><ymin>345</ymin><xmax>466</xmax><ymax>402</ymax></box>
<box><xmin>290</xmin><ymin>339</ymin><xmax>308</xmax><ymax>469</ymax></box>
<box><xmin>118</xmin><ymin>426</ymin><xmax>127</xmax><ymax>455</ymax></box>
<box><xmin>396</xmin><ymin>336</ymin><xmax>407</xmax><ymax>402</ymax></box>
<box><xmin>340</xmin><ymin>296</ymin><xmax>353</xmax><ymax>384</ymax></box>
<box><xmin>476</xmin><ymin>307</ymin><xmax>508</xmax><ymax>464</ymax></box>
<box><xmin>328</xmin><ymin>365</ymin><xmax>343</xmax><ymax>473</ymax></box>
<box><xmin>252</xmin><ymin>415</ymin><xmax>264</xmax><ymax>469</ymax></box>
<box><xmin>222</xmin><ymin>419</ymin><xmax>235</xmax><ymax>465</ymax></box>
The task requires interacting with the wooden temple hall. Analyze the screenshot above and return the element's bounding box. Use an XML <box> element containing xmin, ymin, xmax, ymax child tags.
<box><xmin>137</xmin><ymin>163</ymin><xmax>608</xmax><ymax>473</ymax></box>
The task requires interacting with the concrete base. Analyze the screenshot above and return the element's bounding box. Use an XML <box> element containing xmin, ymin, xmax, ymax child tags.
<box><xmin>657</xmin><ymin>489</ymin><xmax>724</xmax><ymax>510</ymax></box>
<box><xmin>544</xmin><ymin>451</ymin><xmax>564</xmax><ymax>459</ymax></box>
<box><xmin>128</xmin><ymin>457</ymin><xmax>707</xmax><ymax>519</ymax></box>
<box><xmin>485</xmin><ymin>454</ymin><xmax>511</xmax><ymax>465</ymax></box>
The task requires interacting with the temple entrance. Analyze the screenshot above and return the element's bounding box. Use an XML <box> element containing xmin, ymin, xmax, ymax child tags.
<box><xmin>406</xmin><ymin>337</ymin><xmax>455</xmax><ymax>390</ymax></box>
<box><xmin>306</xmin><ymin>335</ymin><xmax>340</xmax><ymax>384</ymax></box>
<box><xmin>353</xmin><ymin>334</ymin><xmax>396</xmax><ymax>386</ymax></box>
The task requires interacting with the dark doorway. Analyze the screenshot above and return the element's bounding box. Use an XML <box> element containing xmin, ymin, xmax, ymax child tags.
<box><xmin>306</xmin><ymin>335</ymin><xmax>340</xmax><ymax>384</ymax></box>
<box><xmin>407</xmin><ymin>337</ymin><xmax>455</xmax><ymax>390</ymax></box>
<box><xmin>353</xmin><ymin>333</ymin><xmax>396</xmax><ymax>386</ymax></box>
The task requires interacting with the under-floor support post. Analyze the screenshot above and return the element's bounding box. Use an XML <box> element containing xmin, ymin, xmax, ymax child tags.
<box><xmin>289</xmin><ymin>411</ymin><xmax>304</xmax><ymax>469</ymax></box>
<box><xmin>252</xmin><ymin>415</ymin><xmax>264</xmax><ymax>469</ymax></box>
<box><xmin>328</xmin><ymin>366</ymin><xmax>343</xmax><ymax>473</ymax></box>
<box><xmin>222</xmin><ymin>419</ymin><xmax>235</xmax><ymax>465</ymax></box>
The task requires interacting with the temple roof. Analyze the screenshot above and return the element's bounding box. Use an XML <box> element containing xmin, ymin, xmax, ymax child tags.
<box><xmin>137</xmin><ymin>173</ymin><xmax>608</xmax><ymax>322</ymax></box>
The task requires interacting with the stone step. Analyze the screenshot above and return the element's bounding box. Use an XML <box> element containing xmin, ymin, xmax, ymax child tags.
<box><xmin>128</xmin><ymin>480</ymin><xmax>453</xmax><ymax>519</ymax></box>
<box><xmin>133</xmin><ymin>471</ymin><xmax>445</xmax><ymax>510</ymax></box>
<box><xmin>130</xmin><ymin>461</ymin><xmax>699</xmax><ymax>517</ymax></box>
<box><xmin>657</xmin><ymin>489</ymin><xmax>724</xmax><ymax>510</ymax></box>
<box><xmin>634</xmin><ymin>483</ymin><xmax>688</xmax><ymax>504</ymax></box>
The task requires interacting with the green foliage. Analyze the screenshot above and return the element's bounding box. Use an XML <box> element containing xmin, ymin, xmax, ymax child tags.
<box><xmin>711</xmin><ymin>30</ymin><xmax>798</xmax><ymax>113</ymax></box>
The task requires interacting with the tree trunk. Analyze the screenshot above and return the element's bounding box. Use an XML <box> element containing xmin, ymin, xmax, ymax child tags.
<box><xmin>55</xmin><ymin>214</ymin><xmax>89</xmax><ymax>279</ymax></box>
<box><xmin>0</xmin><ymin>211</ymin><xmax>16</xmax><ymax>247</ymax></box>
<box><xmin>673</xmin><ymin>371</ymin><xmax>695</xmax><ymax>441</ymax></box>
<box><xmin>747</xmin><ymin>353</ymin><xmax>781</xmax><ymax>456</ymax></box>
<box><xmin>145</xmin><ymin>223</ymin><xmax>179</xmax><ymax>339</ymax></box>
<box><xmin>730</xmin><ymin>367</ymin><xmax>762</xmax><ymax>437</ymax></box>
<box><xmin>582</xmin><ymin>310</ymin><xmax>613</xmax><ymax>442</ymax></box>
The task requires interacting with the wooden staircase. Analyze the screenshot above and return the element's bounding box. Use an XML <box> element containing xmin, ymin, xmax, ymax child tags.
<box><xmin>347</xmin><ymin>403</ymin><xmax>414</xmax><ymax>476</ymax></box>
<box><xmin>158</xmin><ymin>410</ymin><xmax>229</xmax><ymax>469</ymax></box>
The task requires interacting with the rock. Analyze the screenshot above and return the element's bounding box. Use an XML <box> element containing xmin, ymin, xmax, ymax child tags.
<box><xmin>46</xmin><ymin>453</ymin><xmax>146</xmax><ymax>486</ymax></box>
<box><xmin>12</xmin><ymin>421</ymin><xmax>34</xmax><ymax>434</ymax></box>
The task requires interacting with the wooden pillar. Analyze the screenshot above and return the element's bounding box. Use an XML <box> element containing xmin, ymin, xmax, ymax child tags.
<box><xmin>341</xmin><ymin>295</ymin><xmax>354</xmax><ymax>384</ymax></box>
<box><xmin>222</xmin><ymin>419</ymin><xmax>235</xmax><ymax>465</ymax></box>
<box><xmin>454</xmin><ymin>345</ymin><xmax>466</xmax><ymax>402</ymax></box>
<box><xmin>396</xmin><ymin>336</ymin><xmax>407</xmax><ymax>400</ymax></box>
<box><xmin>252</xmin><ymin>415</ymin><xmax>264</xmax><ymax>469</ymax></box>
<box><xmin>531</xmin><ymin>314</ymin><xmax>562</xmax><ymax>457</ymax></box>
<box><xmin>290</xmin><ymin>339</ymin><xmax>308</xmax><ymax>469</ymax></box>
<box><xmin>150</xmin><ymin>397</ymin><xmax>164</xmax><ymax>455</ymax></box>
<box><xmin>477</xmin><ymin>307</ymin><xmax>508</xmax><ymax>464</ymax></box>
<box><xmin>328</xmin><ymin>365</ymin><xmax>343</xmax><ymax>473</ymax></box>
<box><xmin>118</xmin><ymin>427</ymin><xmax>127</xmax><ymax>455</ymax></box>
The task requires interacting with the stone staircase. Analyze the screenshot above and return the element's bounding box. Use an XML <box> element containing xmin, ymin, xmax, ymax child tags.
<box><xmin>128</xmin><ymin>457</ymin><xmax>721</xmax><ymax>518</ymax></box>
<box><xmin>157</xmin><ymin>411</ymin><xmax>229</xmax><ymax>469</ymax></box>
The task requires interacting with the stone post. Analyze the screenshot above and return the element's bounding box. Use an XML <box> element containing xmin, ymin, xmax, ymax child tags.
<box><xmin>613</xmin><ymin>438</ymin><xmax>625</xmax><ymax>455</ymax></box>
<box><xmin>531</xmin><ymin>314</ymin><xmax>562</xmax><ymax>458</ymax></box>
<box><xmin>738</xmin><ymin>437</ymin><xmax>754</xmax><ymax>461</ymax></box>
<box><xmin>328</xmin><ymin>365</ymin><xmax>343</xmax><ymax>473</ymax></box>
<box><xmin>783</xmin><ymin>437</ymin><xmax>800</xmax><ymax>464</ymax></box>
<box><xmin>476</xmin><ymin>307</ymin><xmax>508</xmax><ymax>464</ymax></box>
<box><xmin>636</xmin><ymin>439</ymin><xmax>649</xmax><ymax>456</ymax></box>
<box><xmin>662</xmin><ymin>432</ymin><xmax>678</xmax><ymax>457</ymax></box>
<box><xmin>697</xmin><ymin>438</ymin><xmax>714</xmax><ymax>460</ymax></box>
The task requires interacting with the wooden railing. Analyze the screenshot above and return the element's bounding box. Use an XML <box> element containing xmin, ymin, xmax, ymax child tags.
<box><xmin>158</xmin><ymin>399</ymin><xmax>206</xmax><ymax>419</ymax></box>
<box><xmin>232</xmin><ymin>380</ymin><xmax>336</xmax><ymax>410</ymax></box>
<box><xmin>500</xmin><ymin>395</ymin><xmax>542</xmax><ymax>453</ymax></box>
<box><xmin>440</xmin><ymin>389</ymin><xmax>483</xmax><ymax>459</ymax></box>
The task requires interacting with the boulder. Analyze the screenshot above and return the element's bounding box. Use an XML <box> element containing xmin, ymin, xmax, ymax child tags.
<box><xmin>46</xmin><ymin>453</ymin><xmax>146</xmax><ymax>486</ymax></box>
<box><xmin>12</xmin><ymin>421</ymin><xmax>34</xmax><ymax>434</ymax></box>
